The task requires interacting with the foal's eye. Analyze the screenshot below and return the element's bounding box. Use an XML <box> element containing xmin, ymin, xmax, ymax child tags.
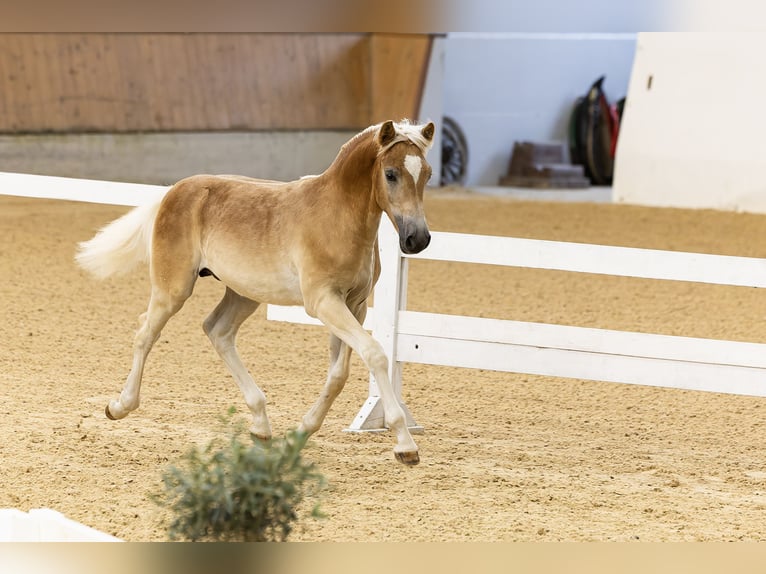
<box><xmin>385</xmin><ymin>169</ymin><xmax>397</xmax><ymax>183</ymax></box>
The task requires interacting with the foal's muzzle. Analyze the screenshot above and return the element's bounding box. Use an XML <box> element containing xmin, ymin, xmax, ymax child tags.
<box><xmin>396</xmin><ymin>216</ymin><xmax>431</xmax><ymax>254</ymax></box>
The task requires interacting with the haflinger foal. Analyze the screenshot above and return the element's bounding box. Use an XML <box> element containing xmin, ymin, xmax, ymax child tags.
<box><xmin>76</xmin><ymin>119</ymin><xmax>435</xmax><ymax>465</ymax></box>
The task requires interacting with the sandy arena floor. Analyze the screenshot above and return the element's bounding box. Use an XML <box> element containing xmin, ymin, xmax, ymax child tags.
<box><xmin>3</xmin><ymin>189</ymin><xmax>766</xmax><ymax>541</ymax></box>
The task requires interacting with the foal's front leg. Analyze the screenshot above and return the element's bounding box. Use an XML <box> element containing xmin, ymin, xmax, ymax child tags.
<box><xmin>312</xmin><ymin>294</ymin><xmax>419</xmax><ymax>465</ymax></box>
<box><xmin>298</xmin><ymin>301</ymin><xmax>365</xmax><ymax>435</ymax></box>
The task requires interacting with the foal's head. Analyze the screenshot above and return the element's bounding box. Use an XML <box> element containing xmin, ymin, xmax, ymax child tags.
<box><xmin>373</xmin><ymin>120</ymin><xmax>436</xmax><ymax>254</ymax></box>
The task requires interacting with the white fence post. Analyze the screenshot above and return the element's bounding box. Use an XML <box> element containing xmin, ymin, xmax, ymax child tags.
<box><xmin>345</xmin><ymin>217</ymin><xmax>423</xmax><ymax>433</ymax></box>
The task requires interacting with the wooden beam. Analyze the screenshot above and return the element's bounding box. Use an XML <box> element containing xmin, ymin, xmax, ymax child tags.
<box><xmin>369</xmin><ymin>33</ymin><xmax>432</xmax><ymax>124</ymax></box>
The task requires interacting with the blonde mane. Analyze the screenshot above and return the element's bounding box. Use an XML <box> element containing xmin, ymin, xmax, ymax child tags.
<box><xmin>353</xmin><ymin>119</ymin><xmax>435</xmax><ymax>155</ymax></box>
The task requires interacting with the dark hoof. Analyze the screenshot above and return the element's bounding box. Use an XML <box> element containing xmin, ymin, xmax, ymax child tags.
<box><xmin>250</xmin><ymin>432</ymin><xmax>272</xmax><ymax>443</ymax></box>
<box><xmin>105</xmin><ymin>404</ymin><xmax>117</xmax><ymax>421</ymax></box>
<box><xmin>395</xmin><ymin>450</ymin><xmax>420</xmax><ymax>465</ymax></box>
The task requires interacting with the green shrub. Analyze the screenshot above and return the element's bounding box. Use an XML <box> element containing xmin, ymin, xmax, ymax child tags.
<box><xmin>153</xmin><ymin>411</ymin><xmax>326</xmax><ymax>542</ymax></box>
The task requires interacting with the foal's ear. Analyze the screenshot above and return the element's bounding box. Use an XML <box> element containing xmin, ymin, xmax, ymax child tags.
<box><xmin>378</xmin><ymin>120</ymin><xmax>397</xmax><ymax>147</ymax></box>
<box><xmin>421</xmin><ymin>121</ymin><xmax>435</xmax><ymax>142</ymax></box>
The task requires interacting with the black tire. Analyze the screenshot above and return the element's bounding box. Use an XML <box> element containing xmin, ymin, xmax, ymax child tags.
<box><xmin>441</xmin><ymin>116</ymin><xmax>468</xmax><ymax>186</ymax></box>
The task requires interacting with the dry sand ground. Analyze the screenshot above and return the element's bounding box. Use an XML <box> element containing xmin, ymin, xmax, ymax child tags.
<box><xmin>3</xmin><ymin>189</ymin><xmax>766</xmax><ymax>541</ymax></box>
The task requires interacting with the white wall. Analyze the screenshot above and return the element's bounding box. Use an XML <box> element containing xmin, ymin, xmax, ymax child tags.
<box><xmin>613</xmin><ymin>33</ymin><xmax>766</xmax><ymax>212</ymax></box>
<box><xmin>449</xmin><ymin>0</ymin><xmax>673</xmax><ymax>34</ymax></box>
<box><xmin>438</xmin><ymin>0</ymin><xmax>673</xmax><ymax>187</ymax></box>
<box><xmin>418</xmin><ymin>36</ymin><xmax>445</xmax><ymax>185</ymax></box>
<box><xmin>443</xmin><ymin>33</ymin><xmax>636</xmax><ymax>186</ymax></box>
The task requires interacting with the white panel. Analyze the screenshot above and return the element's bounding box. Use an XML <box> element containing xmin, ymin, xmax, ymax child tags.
<box><xmin>29</xmin><ymin>509</ymin><xmax>121</xmax><ymax>542</ymax></box>
<box><xmin>396</xmin><ymin>334</ymin><xmax>766</xmax><ymax>398</ymax></box>
<box><xmin>614</xmin><ymin>33</ymin><xmax>766</xmax><ymax>212</ymax></box>
<box><xmin>0</xmin><ymin>508</ymin><xmax>120</xmax><ymax>541</ymax></box>
<box><xmin>0</xmin><ymin>509</ymin><xmax>38</xmax><ymax>542</ymax></box>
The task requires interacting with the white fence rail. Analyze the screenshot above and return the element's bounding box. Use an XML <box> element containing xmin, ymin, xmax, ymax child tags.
<box><xmin>270</xmin><ymin>217</ymin><xmax>766</xmax><ymax>432</ymax></box>
<box><xmin>6</xmin><ymin>172</ymin><xmax>766</xmax><ymax>435</ymax></box>
<box><xmin>0</xmin><ymin>171</ymin><xmax>164</xmax><ymax>206</ymax></box>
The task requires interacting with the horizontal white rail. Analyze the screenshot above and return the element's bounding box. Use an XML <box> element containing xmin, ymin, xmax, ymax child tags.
<box><xmin>396</xmin><ymin>311</ymin><xmax>766</xmax><ymax>370</ymax></box>
<box><xmin>395</xmin><ymin>311</ymin><xmax>766</xmax><ymax>397</ymax></box>
<box><xmin>407</xmin><ymin>231</ymin><xmax>766</xmax><ymax>288</ymax></box>
<box><xmin>0</xmin><ymin>171</ymin><xmax>165</xmax><ymax>206</ymax></box>
<box><xmin>267</xmin><ymin>230</ymin><xmax>766</xmax><ymax>330</ymax></box>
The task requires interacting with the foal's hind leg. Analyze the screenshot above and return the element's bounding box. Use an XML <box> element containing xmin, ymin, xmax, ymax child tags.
<box><xmin>105</xmin><ymin>284</ymin><xmax>191</xmax><ymax>420</ymax></box>
<box><xmin>202</xmin><ymin>287</ymin><xmax>271</xmax><ymax>440</ymax></box>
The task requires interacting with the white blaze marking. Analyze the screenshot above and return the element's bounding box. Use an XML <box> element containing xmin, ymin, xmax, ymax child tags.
<box><xmin>404</xmin><ymin>154</ymin><xmax>422</xmax><ymax>183</ymax></box>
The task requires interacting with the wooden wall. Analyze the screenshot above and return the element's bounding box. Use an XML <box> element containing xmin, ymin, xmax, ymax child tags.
<box><xmin>0</xmin><ymin>33</ymin><xmax>431</xmax><ymax>133</ymax></box>
<box><xmin>369</xmin><ymin>34</ymin><xmax>432</xmax><ymax>125</ymax></box>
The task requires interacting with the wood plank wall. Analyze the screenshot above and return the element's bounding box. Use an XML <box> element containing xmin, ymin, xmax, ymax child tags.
<box><xmin>369</xmin><ymin>34</ymin><xmax>432</xmax><ymax>124</ymax></box>
<box><xmin>0</xmin><ymin>33</ymin><xmax>431</xmax><ymax>133</ymax></box>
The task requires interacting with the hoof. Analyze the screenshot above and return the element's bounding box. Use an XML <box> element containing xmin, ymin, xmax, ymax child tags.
<box><xmin>394</xmin><ymin>450</ymin><xmax>420</xmax><ymax>466</ymax></box>
<box><xmin>250</xmin><ymin>432</ymin><xmax>272</xmax><ymax>443</ymax></box>
<box><xmin>105</xmin><ymin>404</ymin><xmax>117</xmax><ymax>421</ymax></box>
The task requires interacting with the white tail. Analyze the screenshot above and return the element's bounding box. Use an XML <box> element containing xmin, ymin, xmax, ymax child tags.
<box><xmin>75</xmin><ymin>189</ymin><xmax>168</xmax><ymax>279</ymax></box>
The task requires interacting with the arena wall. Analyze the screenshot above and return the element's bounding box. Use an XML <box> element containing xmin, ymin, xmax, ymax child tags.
<box><xmin>614</xmin><ymin>33</ymin><xmax>766</xmax><ymax>213</ymax></box>
<box><xmin>0</xmin><ymin>33</ymin><xmax>432</xmax><ymax>132</ymax></box>
<box><xmin>0</xmin><ymin>33</ymin><xmax>435</xmax><ymax>184</ymax></box>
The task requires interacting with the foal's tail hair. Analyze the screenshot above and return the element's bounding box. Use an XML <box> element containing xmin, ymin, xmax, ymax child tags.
<box><xmin>75</xmin><ymin>189</ymin><xmax>168</xmax><ymax>280</ymax></box>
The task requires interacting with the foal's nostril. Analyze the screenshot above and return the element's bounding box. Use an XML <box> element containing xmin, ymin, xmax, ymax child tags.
<box><xmin>403</xmin><ymin>229</ymin><xmax>430</xmax><ymax>253</ymax></box>
<box><xmin>397</xmin><ymin>217</ymin><xmax>431</xmax><ymax>254</ymax></box>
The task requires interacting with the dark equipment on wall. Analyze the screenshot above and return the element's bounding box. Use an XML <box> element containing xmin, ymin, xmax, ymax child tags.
<box><xmin>440</xmin><ymin>116</ymin><xmax>468</xmax><ymax>186</ymax></box>
<box><xmin>568</xmin><ymin>76</ymin><xmax>625</xmax><ymax>186</ymax></box>
<box><xmin>499</xmin><ymin>141</ymin><xmax>590</xmax><ymax>189</ymax></box>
